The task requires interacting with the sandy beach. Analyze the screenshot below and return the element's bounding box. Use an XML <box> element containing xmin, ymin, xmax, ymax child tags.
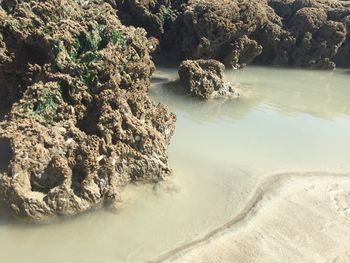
<box><xmin>158</xmin><ymin>172</ymin><xmax>350</xmax><ymax>262</ymax></box>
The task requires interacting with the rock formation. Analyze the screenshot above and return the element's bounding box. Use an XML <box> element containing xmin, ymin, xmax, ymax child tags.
<box><xmin>113</xmin><ymin>0</ymin><xmax>186</xmax><ymax>39</ymax></box>
<box><xmin>267</xmin><ymin>0</ymin><xmax>350</xmax><ymax>69</ymax></box>
<box><xmin>0</xmin><ymin>0</ymin><xmax>176</xmax><ymax>221</ymax></box>
<box><xmin>178</xmin><ymin>59</ymin><xmax>238</xmax><ymax>100</ymax></box>
<box><xmin>119</xmin><ymin>0</ymin><xmax>350</xmax><ymax>69</ymax></box>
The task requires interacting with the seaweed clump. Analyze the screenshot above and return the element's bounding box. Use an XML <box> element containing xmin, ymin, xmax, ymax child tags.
<box><xmin>0</xmin><ymin>0</ymin><xmax>176</xmax><ymax>221</ymax></box>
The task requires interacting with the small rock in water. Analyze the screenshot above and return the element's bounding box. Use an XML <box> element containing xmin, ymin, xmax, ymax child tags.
<box><xmin>178</xmin><ymin>59</ymin><xmax>239</xmax><ymax>100</ymax></box>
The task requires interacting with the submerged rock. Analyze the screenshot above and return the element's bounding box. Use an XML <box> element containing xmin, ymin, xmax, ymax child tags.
<box><xmin>0</xmin><ymin>0</ymin><xmax>176</xmax><ymax>221</ymax></box>
<box><xmin>178</xmin><ymin>59</ymin><xmax>238</xmax><ymax>100</ymax></box>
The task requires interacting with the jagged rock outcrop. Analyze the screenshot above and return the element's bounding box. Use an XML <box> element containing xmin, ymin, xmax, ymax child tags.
<box><xmin>169</xmin><ymin>0</ymin><xmax>349</xmax><ymax>69</ymax></box>
<box><xmin>267</xmin><ymin>0</ymin><xmax>350</xmax><ymax>68</ymax></box>
<box><xmin>112</xmin><ymin>0</ymin><xmax>188</xmax><ymax>39</ymax></box>
<box><xmin>164</xmin><ymin>0</ymin><xmax>275</xmax><ymax>68</ymax></box>
<box><xmin>0</xmin><ymin>0</ymin><xmax>176</xmax><ymax>221</ymax></box>
<box><xmin>118</xmin><ymin>0</ymin><xmax>350</xmax><ymax>69</ymax></box>
<box><xmin>178</xmin><ymin>59</ymin><xmax>238</xmax><ymax>100</ymax></box>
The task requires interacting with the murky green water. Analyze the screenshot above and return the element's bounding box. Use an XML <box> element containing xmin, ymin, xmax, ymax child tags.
<box><xmin>0</xmin><ymin>67</ymin><xmax>350</xmax><ymax>262</ymax></box>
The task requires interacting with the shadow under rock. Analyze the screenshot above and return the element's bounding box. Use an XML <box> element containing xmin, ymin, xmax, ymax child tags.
<box><xmin>0</xmin><ymin>107</ymin><xmax>10</xmax><ymax>121</ymax></box>
<box><xmin>0</xmin><ymin>201</ymin><xmax>14</xmax><ymax>226</ymax></box>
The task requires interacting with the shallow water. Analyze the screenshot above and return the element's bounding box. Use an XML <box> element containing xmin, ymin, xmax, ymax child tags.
<box><xmin>1</xmin><ymin>67</ymin><xmax>350</xmax><ymax>262</ymax></box>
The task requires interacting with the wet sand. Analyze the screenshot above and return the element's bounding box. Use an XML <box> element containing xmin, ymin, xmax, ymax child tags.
<box><xmin>160</xmin><ymin>172</ymin><xmax>350</xmax><ymax>262</ymax></box>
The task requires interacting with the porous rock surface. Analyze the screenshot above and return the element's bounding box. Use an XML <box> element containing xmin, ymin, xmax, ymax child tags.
<box><xmin>171</xmin><ymin>0</ymin><xmax>350</xmax><ymax>69</ymax></box>
<box><xmin>178</xmin><ymin>59</ymin><xmax>238</xmax><ymax>100</ymax></box>
<box><xmin>120</xmin><ymin>0</ymin><xmax>350</xmax><ymax>69</ymax></box>
<box><xmin>267</xmin><ymin>0</ymin><xmax>350</xmax><ymax>68</ymax></box>
<box><xmin>0</xmin><ymin>0</ymin><xmax>176</xmax><ymax>221</ymax></box>
<box><xmin>112</xmin><ymin>0</ymin><xmax>188</xmax><ymax>39</ymax></box>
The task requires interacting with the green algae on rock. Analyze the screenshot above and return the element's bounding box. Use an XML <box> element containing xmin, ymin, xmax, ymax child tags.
<box><xmin>0</xmin><ymin>0</ymin><xmax>176</xmax><ymax>221</ymax></box>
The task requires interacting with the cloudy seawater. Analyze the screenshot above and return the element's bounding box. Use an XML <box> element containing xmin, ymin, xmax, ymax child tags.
<box><xmin>0</xmin><ymin>67</ymin><xmax>350</xmax><ymax>263</ymax></box>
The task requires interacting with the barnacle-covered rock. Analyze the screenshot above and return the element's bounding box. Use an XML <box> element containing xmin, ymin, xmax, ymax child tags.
<box><xmin>178</xmin><ymin>59</ymin><xmax>238</xmax><ymax>100</ymax></box>
<box><xmin>114</xmin><ymin>0</ymin><xmax>188</xmax><ymax>38</ymax></box>
<box><xmin>120</xmin><ymin>0</ymin><xmax>350</xmax><ymax>69</ymax></box>
<box><xmin>267</xmin><ymin>0</ymin><xmax>350</xmax><ymax>68</ymax></box>
<box><xmin>170</xmin><ymin>0</ymin><xmax>348</xmax><ymax>69</ymax></box>
<box><xmin>0</xmin><ymin>0</ymin><xmax>176</xmax><ymax>221</ymax></box>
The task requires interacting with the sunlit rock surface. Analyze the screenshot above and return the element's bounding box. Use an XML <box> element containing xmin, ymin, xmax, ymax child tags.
<box><xmin>178</xmin><ymin>59</ymin><xmax>238</xmax><ymax>100</ymax></box>
<box><xmin>0</xmin><ymin>0</ymin><xmax>176</xmax><ymax>221</ymax></box>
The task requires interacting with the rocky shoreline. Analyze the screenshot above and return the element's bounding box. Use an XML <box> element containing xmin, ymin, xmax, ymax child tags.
<box><xmin>0</xmin><ymin>0</ymin><xmax>176</xmax><ymax>221</ymax></box>
<box><xmin>117</xmin><ymin>0</ymin><xmax>350</xmax><ymax>69</ymax></box>
<box><xmin>0</xmin><ymin>0</ymin><xmax>349</xmax><ymax>221</ymax></box>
